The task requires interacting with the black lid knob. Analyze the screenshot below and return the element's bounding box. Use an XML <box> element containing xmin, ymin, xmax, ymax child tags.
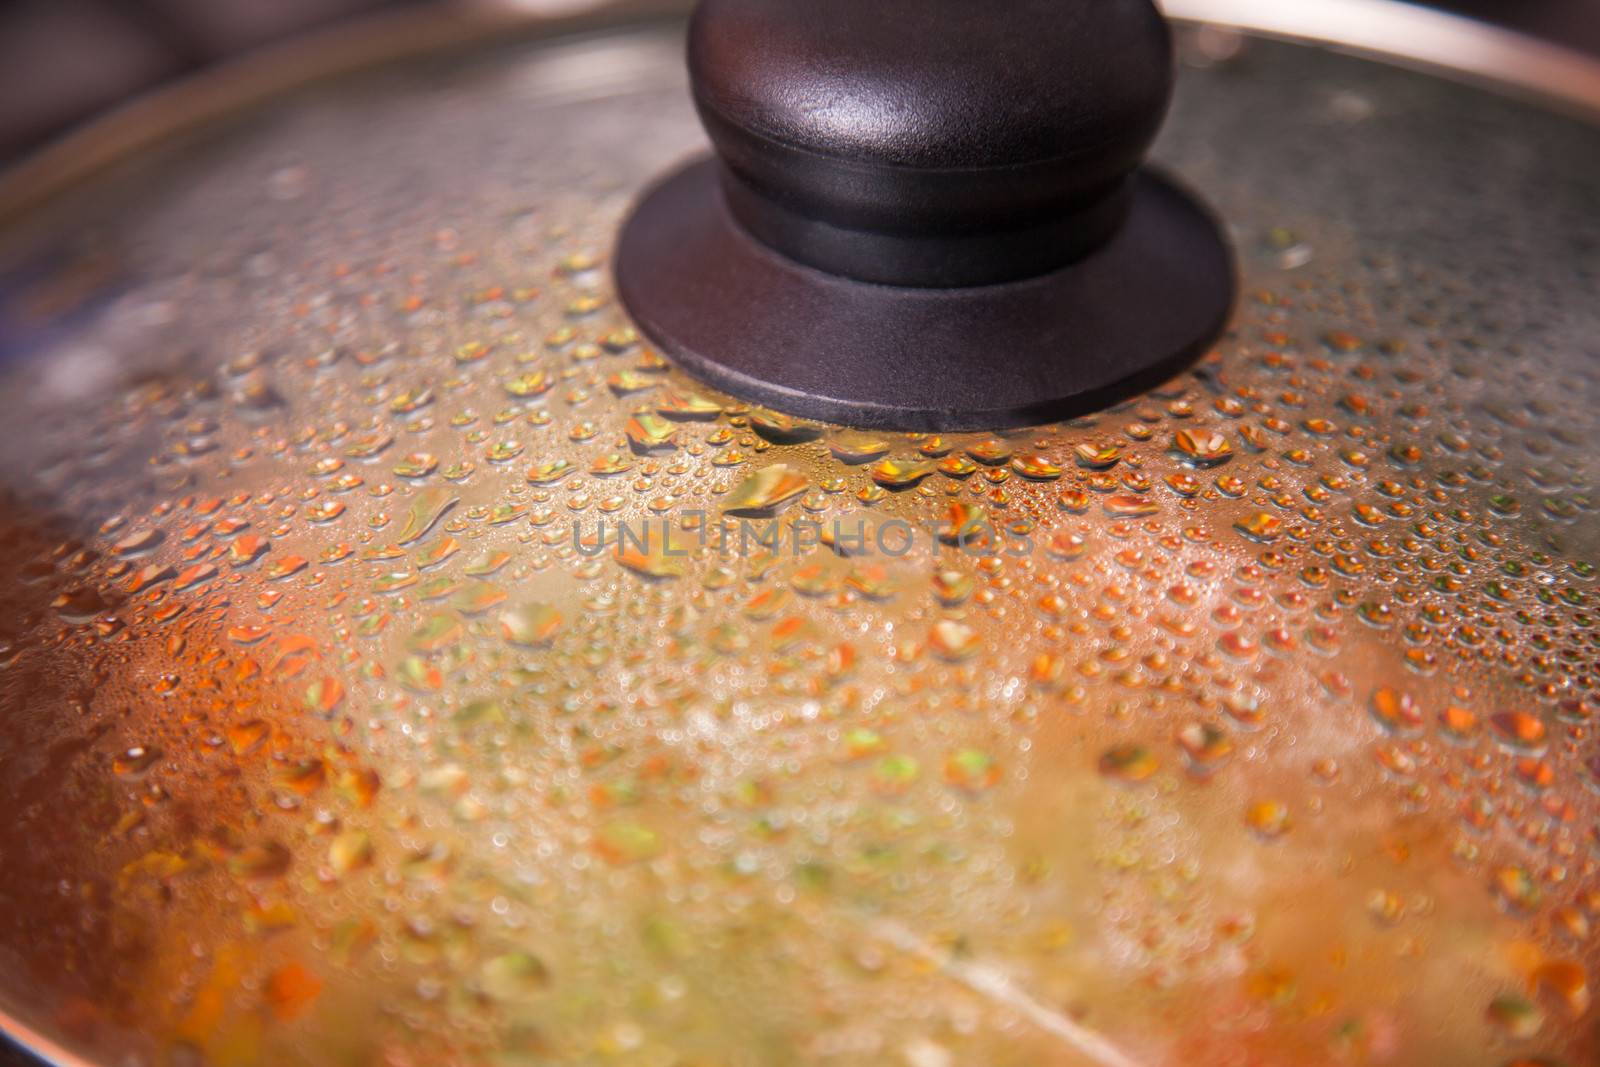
<box><xmin>614</xmin><ymin>0</ymin><xmax>1235</xmax><ymax>431</ymax></box>
<box><xmin>689</xmin><ymin>0</ymin><xmax>1174</xmax><ymax>286</ymax></box>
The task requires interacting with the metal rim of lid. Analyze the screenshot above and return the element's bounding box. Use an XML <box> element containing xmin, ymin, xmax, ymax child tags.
<box><xmin>1</xmin><ymin>0</ymin><xmax>1599</xmax><ymax>1063</ymax></box>
<box><xmin>4</xmin><ymin>0</ymin><xmax>1600</xmax><ymax>228</ymax></box>
<box><xmin>2</xmin><ymin>0</ymin><xmax>1600</xmax><ymax>229</ymax></box>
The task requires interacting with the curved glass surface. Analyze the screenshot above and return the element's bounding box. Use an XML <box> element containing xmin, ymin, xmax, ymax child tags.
<box><xmin>0</xmin><ymin>15</ymin><xmax>1596</xmax><ymax>1067</ymax></box>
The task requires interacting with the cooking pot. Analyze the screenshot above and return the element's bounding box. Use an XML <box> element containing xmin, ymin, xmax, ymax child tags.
<box><xmin>0</xmin><ymin>1</ymin><xmax>1596</xmax><ymax>1064</ymax></box>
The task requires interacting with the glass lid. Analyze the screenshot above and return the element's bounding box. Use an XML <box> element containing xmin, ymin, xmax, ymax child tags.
<box><xmin>0</xmin><ymin>3</ymin><xmax>1596</xmax><ymax>1065</ymax></box>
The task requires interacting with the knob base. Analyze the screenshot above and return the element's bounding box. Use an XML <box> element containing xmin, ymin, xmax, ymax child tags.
<box><xmin>616</xmin><ymin>157</ymin><xmax>1234</xmax><ymax>431</ymax></box>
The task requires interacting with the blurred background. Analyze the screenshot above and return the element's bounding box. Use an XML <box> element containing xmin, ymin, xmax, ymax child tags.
<box><xmin>3</xmin><ymin>0</ymin><xmax>1600</xmax><ymax>167</ymax></box>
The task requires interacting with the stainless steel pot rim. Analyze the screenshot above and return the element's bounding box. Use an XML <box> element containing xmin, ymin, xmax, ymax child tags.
<box><xmin>0</xmin><ymin>1014</ymin><xmax>86</xmax><ymax>1067</ymax></box>
<box><xmin>2</xmin><ymin>0</ymin><xmax>1600</xmax><ymax>227</ymax></box>
<box><xmin>1165</xmin><ymin>0</ymin><xmax>1600</xmax><ymax>116</ymax></box>
<box><xmin>1</xmin><ymin>0</ymin><xmax>1598</xmax><ymax>1065</ymax></box>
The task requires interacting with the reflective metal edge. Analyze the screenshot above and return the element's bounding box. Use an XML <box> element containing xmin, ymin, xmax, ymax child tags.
<box><xmin>0</xmin><ymin>1014</ymin><xmax>93</xmax><ymax>1067</ymax></box>
<box><xmin>0</xmin><ymin>0</ymin><xmax>691</xmax><ymax>232</ymax></box>
<box><xmin>4</xmin><ymin>0</ymin><xmax>1600</xmax><ymax>230</ymax></box>
<box><xmin>1</xmin><ymin>0</ymin><xmax>1600</xmax><ymax>1063</ymax></box>
<box><xmin>1162</xmin><ymin>0</ymin><xmax>1600</xmax><ymax>120</ymax></box>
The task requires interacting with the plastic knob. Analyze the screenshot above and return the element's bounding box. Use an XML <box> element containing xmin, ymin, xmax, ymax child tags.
<box><xmin>616</xmin><ymin>0</ymin><xmax>1235</xmax><ymax>431</ymax></box>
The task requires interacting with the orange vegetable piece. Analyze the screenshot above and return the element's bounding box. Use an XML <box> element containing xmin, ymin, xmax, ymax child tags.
<box><xmin>266</xmin><ymin>963</ymin><xmax>323</xmax><ymax>1022</ymax></box>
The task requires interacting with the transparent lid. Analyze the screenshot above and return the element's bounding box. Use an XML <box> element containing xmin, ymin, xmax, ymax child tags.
<box><xmin>0</xmin><ymin>5</ymin><xmax>1597</xmax><ymax>1065</ymax></box>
